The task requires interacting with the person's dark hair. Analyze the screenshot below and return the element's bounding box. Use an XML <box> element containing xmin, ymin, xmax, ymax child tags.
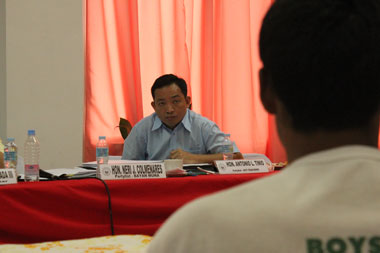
<box><xmin>151</xmin><ymin>74</ymin><xmax>188</xmax><ymax>99</ymax></box>
<box><xmin>259</xmin><ymin>0</ymin><xmax>380</xmax><ymax>132</ymax></box>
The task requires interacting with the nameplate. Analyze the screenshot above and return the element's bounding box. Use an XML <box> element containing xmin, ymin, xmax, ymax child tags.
<box><xmin>97</xmin><ymin>162</ymin><xmax>166</xmax><ymax>180</ymax></box>
<box><xmin>215</xmin><ymin>159</ymin><xmax>270</xmax><ymax>174</ymax></box>
<box><xmin>0</xmin><ymin>169</ymin><xmax>18</xmax><ymax>185</ymax></box>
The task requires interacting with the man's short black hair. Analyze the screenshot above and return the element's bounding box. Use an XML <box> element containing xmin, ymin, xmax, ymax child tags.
<box><xmin>260</xmin><ymin>0</ymin><xmax>380</xmax><ymax>132</ymax></box>
<box><xmin>151</xmin><ymin>74</ymin><xmax>188</xmax><ymax>99</ymax></box>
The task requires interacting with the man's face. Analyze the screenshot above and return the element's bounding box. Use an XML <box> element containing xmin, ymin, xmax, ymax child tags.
<box><xmin>151</xmin><ymin>83</ymin><xmax>191</xmax><ymax>129</ymax></box>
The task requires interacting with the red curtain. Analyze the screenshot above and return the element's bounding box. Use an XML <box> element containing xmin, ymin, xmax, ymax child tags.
<box><xmin>85</xmin><ymin>0</ymin><xmax>143</xmax><ymax>161</ymax></box>
<box><xmin>84</xmin><ymin>0</ymin><xmax>286</xmax><ymax>162</ymax></box>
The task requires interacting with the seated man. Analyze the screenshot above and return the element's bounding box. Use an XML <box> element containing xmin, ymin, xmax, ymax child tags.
<box><xmin>122</xmin><ymin>74</ymin><xmax>242</xmax><ymax>163</ymax></box>
<box><xmin>147</xmin><ymin>0</ymin><xmax>380</xmax><ymax>252</ymax></box>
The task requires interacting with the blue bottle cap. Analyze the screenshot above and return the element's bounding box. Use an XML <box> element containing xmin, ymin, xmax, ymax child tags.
<box><xmin>99</xmin><ymin>136</ymin><xmax>106</xmax><ymax>140</ymax></box>
<box><xmin>28</xmin><ymin>130</ymin><xmax>35</xmax><ymax>136</ymax></box>
<box><xmin>7</xmin><ymin>137</ymin><xmax>15</xmax><ymax>142</ymax></box>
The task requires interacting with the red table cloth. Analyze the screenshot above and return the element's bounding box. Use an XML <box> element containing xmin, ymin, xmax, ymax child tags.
<box><xmin>0</xmin><ymin>172</ymin><xmax>277</xmax><ymax>244</ymax></box>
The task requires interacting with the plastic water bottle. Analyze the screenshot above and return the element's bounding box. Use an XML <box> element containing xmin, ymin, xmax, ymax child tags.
<box><xmin>96</xmin><ymin>136</ymin><xmax>109</xmax><ymax>164</ymax></box>
<box><xmin>24</xmin><ymin>130</ymin><xmax>40</xmax><ymax>182</ymax></box>
<box><xmin>4</xmin><ymin>138</ymin><xmax>18</xmax><ymax>169</ymax></box>
<box><xmin>222</xmin><ymin>134</ymin><xmax>234</xmax><ymax>160</ymax></box>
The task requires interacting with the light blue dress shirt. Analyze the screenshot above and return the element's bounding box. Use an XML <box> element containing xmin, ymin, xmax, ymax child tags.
<box><xmin>122</xmin><ymin>109</ymin><xmax>239</xmax><ymax>160</ymax></box>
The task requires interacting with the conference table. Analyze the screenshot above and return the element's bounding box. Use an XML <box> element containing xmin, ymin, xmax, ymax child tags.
<box><xmin>0</xmin><ymin>171</ymin><xmax>278</xmax><ymax>244</ymax></box>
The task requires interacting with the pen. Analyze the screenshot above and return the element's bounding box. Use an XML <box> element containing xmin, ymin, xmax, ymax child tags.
<box><xmin>196</xmin><ymin>167</ymin><xmax>216</xmax><ymax>174</ymax></box>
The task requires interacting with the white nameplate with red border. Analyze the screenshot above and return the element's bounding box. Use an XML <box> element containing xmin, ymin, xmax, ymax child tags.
<box><xmin>97</xmin><ymin>162</ymin><xmax>166</xmax><ymax>180</ymax></box>
<box><xmin>215</xmin><ymin>159</ymin><xmax>271</xmax><ymax>174</ymax></box>
<box><xmin>0</xmin><ymin>168</ymin><xmax>18</xmax><ymax>185</ymax></box>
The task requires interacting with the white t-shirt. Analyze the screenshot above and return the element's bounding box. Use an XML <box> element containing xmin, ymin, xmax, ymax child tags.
<box><xmin>147</xmin><ymin>145</ymin><xmax>380</xmax><ymax>253</ymax></box>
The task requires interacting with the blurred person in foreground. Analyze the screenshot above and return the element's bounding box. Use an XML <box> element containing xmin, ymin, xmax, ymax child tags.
<box><xmin>122</xmin><ymin>74</ymin><xmax>242</xmax><ymax>163</ymax></box>
<box><xmin>147</xmin><ymin>0</ymin><xmax>380</xmax><ymax>252</ymax></box>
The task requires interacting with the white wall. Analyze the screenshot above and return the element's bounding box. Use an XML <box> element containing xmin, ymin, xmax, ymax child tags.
<box><xmin>0</xmin><ymin>0</ymin><xmax>6</xmax><ymax>141</ymax></box>
<box><xmin>3</xmin><ymin>0</ymin><xmax>83</xmax><ymax>169</ymax></box>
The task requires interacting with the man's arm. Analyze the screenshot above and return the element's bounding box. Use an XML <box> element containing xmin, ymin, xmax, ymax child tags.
<box><xmin>121</xmin><ymin>125</ymin><xmax>146</xmax><ymax>160</ymax></box>
<box><xmin>170</xmin><ymin>149</ymin><xmax>243</xmax><ymax>164</ymax></box>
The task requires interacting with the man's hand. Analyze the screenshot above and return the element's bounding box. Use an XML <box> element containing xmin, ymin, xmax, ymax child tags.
<box><xmin>169</xmin><ymin>149</ymin><xmax>197</xmax><ymax>164</ymax></box>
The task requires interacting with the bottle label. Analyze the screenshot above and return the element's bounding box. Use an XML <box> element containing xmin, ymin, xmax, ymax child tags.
<box><xmin>222</xmin><ymin>145</ymin><xmax>233</xmax><ymax>153</ymax></box>
<box><xmin>25</xmin><ymin>164</ymin><xmax>39</xmax><ymax>173</ymax></box>
<box><xmin>96</xmin><ymin>147</ymin><xmax>109</xmax><ymax>157</ymax></box>
<box><xmin>4</xmin><ymin>151</ymin><xmax>16</xmax><ymax>161</ymax></box>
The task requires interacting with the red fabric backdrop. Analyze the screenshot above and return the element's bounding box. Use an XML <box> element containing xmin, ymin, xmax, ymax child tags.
<box><xmin>85</xmin><ymin>0</ymin><xmax>285</xmax><ymax>163</ymax></box>
<box><xmin>85</xmin><ymin>0</ymin><xmax>380</xmax><ymax>163</ymax></box>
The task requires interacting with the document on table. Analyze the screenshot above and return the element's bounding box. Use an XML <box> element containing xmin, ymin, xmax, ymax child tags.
<box><xmin>46</xmin><ymin>167</ymin><xmax>96</xmax><ymax>178</ymax></box>
<box><xmin>17</xmin><ymin>167</ymin><xmax>95</xmax><ymax>180</ymax></box>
